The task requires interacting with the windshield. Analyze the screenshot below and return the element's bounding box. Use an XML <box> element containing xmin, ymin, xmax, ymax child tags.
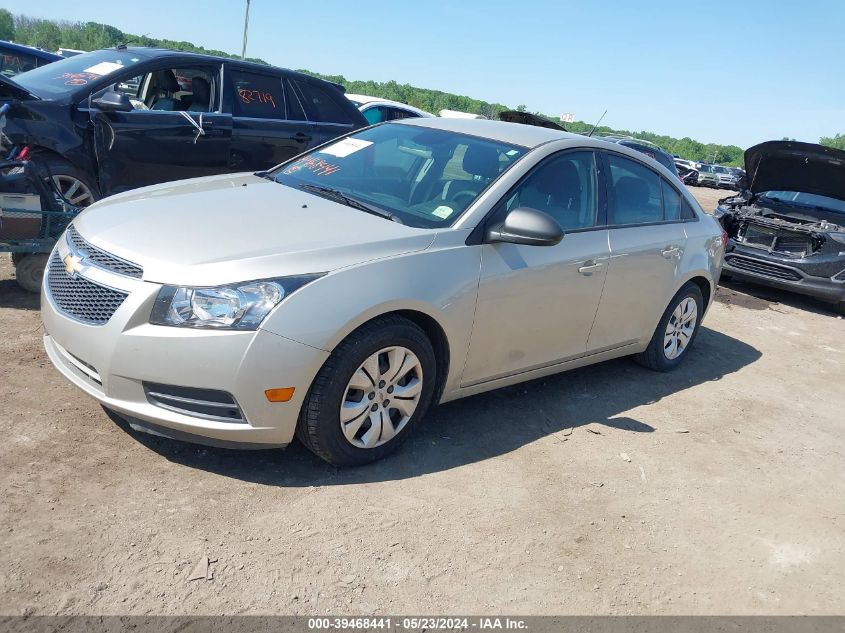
<box><xmin>761</xmin><ymin>191</ymin><xmax>845</xmax><ymax>214</ymax></box>
<box><xmin>713</xmin><ymin>166</ymin><xmax>728</xmax><ymax>174</ymax></box>
<box><xmin>269</xmin><ymin>123</ymin><xmax>527</xmax><ymax>228</ymax></box>
<box><xmin>13</xmin><ymin>49</ymin><xmax>146</xmax><ymax>98</ymax></box>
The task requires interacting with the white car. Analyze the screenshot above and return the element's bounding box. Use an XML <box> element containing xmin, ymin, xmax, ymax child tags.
<box><xmin>42</xmin><ymin>118</ymin><xmax>724</xmax><ymax>466</ymax></box>
<box><xmin>346</xmin><ymin>93</ymin><xmax>433</xmax><ymax>125</ymax></box>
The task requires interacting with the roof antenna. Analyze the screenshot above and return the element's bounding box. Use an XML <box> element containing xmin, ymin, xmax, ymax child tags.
<box><xmin>587</xmin><ymin>110</ymin><xmax>607</xmax><ymax>138</ymax></box>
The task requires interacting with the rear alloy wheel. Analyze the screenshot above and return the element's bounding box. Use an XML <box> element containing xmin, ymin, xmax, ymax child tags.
<box><xmin>297</xmin><ymin>315</ymin><xmax>437</xmax><ymax>466</ymax></box>
<box><xmin>634</xmin><ymin>282</ymin><xmax>704</xmax><ymax>372</ymax></box>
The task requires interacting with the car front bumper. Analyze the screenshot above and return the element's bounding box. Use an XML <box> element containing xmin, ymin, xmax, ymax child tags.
<box><xmin>41</xmin><ymin>245</ymin><xmax>329</xmax><ymax>449</ymax></box>
<box><xmin>723</xmin><ymin>242</ymin><xmax>845</xmax><ymax>304</ymax></box>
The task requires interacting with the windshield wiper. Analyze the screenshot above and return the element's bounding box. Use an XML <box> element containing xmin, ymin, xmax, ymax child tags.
<box><xmin>254</xmin><ymin>170</ymin><xmax>275</xmax><ymax>181</ymax></box>
<box><xmin>299</xmin><ymin>184</ymin><xmax>403</xmax><ymax>224</ymax></box>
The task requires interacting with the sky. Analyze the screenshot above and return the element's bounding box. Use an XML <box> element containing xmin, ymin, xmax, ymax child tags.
<box><xmin>5</xmin><ymin>0</ymin><xmax>843</xmax><ymax>148</ymax></box>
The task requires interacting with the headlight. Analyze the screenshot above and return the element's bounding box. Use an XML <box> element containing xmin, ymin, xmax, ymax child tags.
<box><xmin>149</xmin><ymin>275</ymin><xmax>323</xmax><ymax>330</ymax></box>
<box><xmin>828</xmin><ymin>232</ymin><xmax>845</xmax><ymax>245</ymax></box>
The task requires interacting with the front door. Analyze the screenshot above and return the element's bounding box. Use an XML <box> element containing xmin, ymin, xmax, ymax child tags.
<box><xmin>462</xmin><ymin>150</ymin><xmax>610</xmax><ymax>386</ymax></box>
<box><xmin>90</xmin><ymin>64</ymin><xmax>232</xmax><ymax>195</ymax></box>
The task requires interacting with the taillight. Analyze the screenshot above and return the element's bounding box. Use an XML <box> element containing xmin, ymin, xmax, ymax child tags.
<box><xmin>721</xmin><ymin>229</ymin><xmax>729</xmax><ymax>249</ymax></box>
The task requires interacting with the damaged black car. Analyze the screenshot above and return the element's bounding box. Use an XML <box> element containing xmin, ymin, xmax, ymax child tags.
<box><xmin>716</xmin><ymin>141</ymin><xmax>845</xmax><ymax>314</ymax></box>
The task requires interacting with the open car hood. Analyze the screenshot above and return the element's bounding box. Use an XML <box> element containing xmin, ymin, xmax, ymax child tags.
<box><xmin>0</xmin><ymin>74</ymin><xmax>39</xmax><ymax>101</ymax></box>
<box><xmin>745</xmin><ymin>141</ymin><xmax>845</xmax><ymax>201</ymax></box>
<box><xmin>498</xmin><ymin>111</ymin><xmax>566</xmax><ymax>131</ymax></box>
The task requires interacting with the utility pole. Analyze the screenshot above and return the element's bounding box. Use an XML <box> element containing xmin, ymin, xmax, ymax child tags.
<box><xmin>241</xmin><ymin>0</ymin><xmax>251</xmax><ymax>60</ymax></box>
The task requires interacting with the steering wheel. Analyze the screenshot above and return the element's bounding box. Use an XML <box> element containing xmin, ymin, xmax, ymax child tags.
<box><xmin>449</xmin><ymin>190</ymin><xmax>478</xmax><ymax>208</ymax></box>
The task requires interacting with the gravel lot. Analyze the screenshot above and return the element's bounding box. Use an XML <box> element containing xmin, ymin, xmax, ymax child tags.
<box><xmin>1</xmin><ymin>186</ymin><xmax>843</xmax><ymax>615</ymax></box>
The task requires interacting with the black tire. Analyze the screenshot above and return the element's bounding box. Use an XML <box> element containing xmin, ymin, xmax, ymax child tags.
<box><xmin>38</xmin><ymin>154</ymin><xmax>100</xmax><ymax>207</ymax></box>
<box><xmin>634</xmin><ymin>282</ymin><xmax>704</xmax><ymax>372</ymax></box>
<box><xmin>11</xmin><ymin>252</ymin><xmax>26</xmax><ymax>266</ymax></box>
<box><xmin>837</xmin><ymin>301</ymin><xmax>845</xmax><ymax>317</ymax></box>
<box><xmin>14</xmin><ymin>253</ymin><xmax>49</xmax><ymax>293</ymax></box>
<box><xmin>296</xmin><ymin>315</ymin><xmax>438</xmax><ymax>466</ymax></box>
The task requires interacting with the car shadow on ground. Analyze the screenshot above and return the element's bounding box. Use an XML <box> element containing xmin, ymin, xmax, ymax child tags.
<box><xmin>0</xmin><ymin>278</ymin><xmax>39</xmax><ymax>310</ymax></box>
<box><xmin>717</xmin><ymin>278</ymin><xmax>842</xmax><ymax>318</ymax></box>
<box><xmin>114</xmin><ymin>325</ymin><xmax>762</xmax><ymax>485</ymax></box>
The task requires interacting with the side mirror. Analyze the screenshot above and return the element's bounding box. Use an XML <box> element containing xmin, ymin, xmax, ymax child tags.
<box><xmin>486</xmin><ymin>206</ymin><xmax>564</xmax><ymax>247</ymax></box>
<box><xmin>92</xmin><ymin>91</ymin><xmax>133</xmax><ymax>113</ymax></box>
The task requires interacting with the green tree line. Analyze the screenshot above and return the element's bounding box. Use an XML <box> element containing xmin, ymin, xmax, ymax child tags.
<box><xmin>3</xmin><ymin>9</ymin><xmax>841</xmax><ymax>165</ymax></box>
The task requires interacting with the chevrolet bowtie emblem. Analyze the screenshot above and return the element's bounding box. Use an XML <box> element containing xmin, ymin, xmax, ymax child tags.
<box><xmin>63</xmin><ymin>252</ymin><xmax>84</xmax><ymax>277</ymax></box>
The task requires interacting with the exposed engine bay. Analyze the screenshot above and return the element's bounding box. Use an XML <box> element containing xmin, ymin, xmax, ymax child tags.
<box><xmin>717</xmin><ymin>194</ymin><xmax>845</xmax><ymax>259</ymax></box>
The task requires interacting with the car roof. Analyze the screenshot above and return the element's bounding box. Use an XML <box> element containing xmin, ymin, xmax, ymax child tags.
<box><xmin>0</xmin><ymin>40</ymin><xmax>63</xmax><ymax>62</ymax></box>
<box><xmin>346</xmin><ymin>93</ymin><xmax>433</xmax><ymax>116</ymax></box>
<box><xmin>118</xmin><ymin>47</ymin><xmax>341</xmax><ymax>88</ymax></box>
<box><xmin>395</xmin><ymin>116</ymin><xmax>583</xmax><ymax>148</ymax></box>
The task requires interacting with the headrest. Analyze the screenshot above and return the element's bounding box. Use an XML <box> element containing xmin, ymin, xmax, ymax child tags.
<box><xmin>462</xmin><ymin>144</ymin><xmax>500</xmax><ymax>178</ymax></box>
<box><xmin>192</xmin><ymin>76</ymin><xmax>210</xmax><ymax>102</ymax></box>
<box><xmin>156</xmin><ymin>70</ymin><xmax>180</xmax><ymax>93</ymax></box>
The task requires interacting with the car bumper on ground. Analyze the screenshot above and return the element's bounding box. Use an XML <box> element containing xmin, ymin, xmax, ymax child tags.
<box><xmin>41</xmin><ymin>245</ymin><xmax>329</xmax><ymax>449</ymax></box>
<box><xmin>723</xmin><ymin>242</ymin><xmax>845</xmax><ymax>304</ymax></box>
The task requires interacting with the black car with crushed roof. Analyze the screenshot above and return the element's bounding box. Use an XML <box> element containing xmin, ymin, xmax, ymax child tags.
<box><xmin>0</xmin><ymin>46</ymin><xmax>366</xmax><ymax>206</ymax></box>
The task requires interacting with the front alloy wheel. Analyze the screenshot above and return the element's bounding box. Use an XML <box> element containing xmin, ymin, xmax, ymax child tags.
<box><xmin>340</xmin><ymin>346</ymin><xmax>423</xmax><ymax>449</ymax></box>
<box><xmin>297</xmin><ymin>315</ymin><xmax>437</xmax><ymax>466</ymax></box>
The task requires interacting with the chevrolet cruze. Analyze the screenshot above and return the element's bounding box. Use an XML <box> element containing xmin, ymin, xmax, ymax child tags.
<box><xmin>41</xmin><ymin>118</ymin><xmax>724</xmax><ymax>466</ymax></box>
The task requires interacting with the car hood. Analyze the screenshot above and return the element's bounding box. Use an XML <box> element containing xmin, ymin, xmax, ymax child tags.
<box><xmin>744</xmin><ymin>141</ymin><xmax>845</xmax><ymax>201</ymax></box>
<box><xmin>73</xmin><ymin>173</ymin><xmax>436</xmax><ymax>286</ymax></box>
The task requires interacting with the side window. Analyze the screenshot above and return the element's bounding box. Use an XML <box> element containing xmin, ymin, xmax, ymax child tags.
<box><xmin>363</xmin><ymin>106</ymin><xmax>388</xmax><ymax>125</ymax></box>
<box><xmin>283</xmin><ymin>79</ymin><xmax>307</xmax><ymax>120</ymax></box>
<box><xmin>231</xmin><ymin>71</ymin><xmax>284</xmax><ymax>119</ymax></box>
<box><xmin>292</xmin><ymin>79</ymin><xmax>349</xmax><ymax>124</ymax></box>
<box><xmin>504</xmin><ymin>151</ymin><xmax>598</xmax><ymax>231</ymax></box>
<box><xmin>607</xmin><ymin>154</ymin><xmax>663</xmax><ymax>225</ymax></box>
<box><xmin>681</xmin><ymin>198</ymin><xmax>698</xmax><ymax>220</ymax></box>
<box><xmin>661</xmin><ymin>179</ymin><xmax>682</xmax><ymax>221</ymax></box>
<box><xmin>385</xmin><ymin>107</ymin><xmax>420</xmax><ymax>121</ymax></box>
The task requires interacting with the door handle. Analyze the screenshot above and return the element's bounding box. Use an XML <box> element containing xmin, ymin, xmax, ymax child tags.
<box><xmin>293</xmin><ymin>132</ymin><xmax>312</xmax><ymax>143</ymax></box>
<box><xmin>661</xmin><ymin>246</ymin><xmax>682</xmax><ymax>259</ymax></box>
<box><xmin>578</xmin><ymin>261</ymin><xmax>604</xmax><ymax>275</ymax></box>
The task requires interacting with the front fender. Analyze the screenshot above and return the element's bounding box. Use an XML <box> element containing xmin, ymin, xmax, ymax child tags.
<box><xmin>259</xmin><ymin>237</ymin><xmax>481</xmax><ymax>392</ymax></box>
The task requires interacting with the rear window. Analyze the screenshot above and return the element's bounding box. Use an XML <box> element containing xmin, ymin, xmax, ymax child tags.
<box><xmin>291</xmin><ymin>79</ymin><xmax>350</xmax><ymax>124</ymax></box>
<box><xmin>230</xmin><ymin>70</ymin><xmax>284</xmax><ymax>119</ymax></box>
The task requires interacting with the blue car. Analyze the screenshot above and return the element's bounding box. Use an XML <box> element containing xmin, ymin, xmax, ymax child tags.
<box><xmin>0</xmin><ymin>40</ymin><xmax>62</xmax><ymax>77</ymax></box>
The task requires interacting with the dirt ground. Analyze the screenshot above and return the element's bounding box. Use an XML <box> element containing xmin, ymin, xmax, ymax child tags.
<box><xmin>1</xmin><ymin>186</ymin><xmax>844</xmax><ymax>616</ymax></box>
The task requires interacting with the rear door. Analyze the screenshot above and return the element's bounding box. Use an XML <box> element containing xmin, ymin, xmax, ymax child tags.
<box><xmin>587</xmin><ymin>152</ymin><xmax>690</xmax><ymax>352</ymax></box>
<box><xmin>224</xmin><ymin>68</ymin><xmax>317</xmax><ymax>171</ymax></box>
<box><xmin>89</xmin><ymin>62</ymin><xmax>232</xmax><ymax>195</ymax></box>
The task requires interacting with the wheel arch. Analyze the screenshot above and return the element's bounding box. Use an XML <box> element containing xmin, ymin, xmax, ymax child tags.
<box><xmin>325</xmin><ymin>305</ymin><xmax>452</xmax><ymax>405</ymax></box>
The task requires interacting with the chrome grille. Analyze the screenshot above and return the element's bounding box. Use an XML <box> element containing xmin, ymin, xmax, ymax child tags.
<box><xmin>46</xmin><ymin>252</ymin><xmax>129</xmax><ymax>325</ymax></box>
<box><xmin>66</xmin><ymin>225</ymin><xmax>143</xmax><ymax>279</ymax></box>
